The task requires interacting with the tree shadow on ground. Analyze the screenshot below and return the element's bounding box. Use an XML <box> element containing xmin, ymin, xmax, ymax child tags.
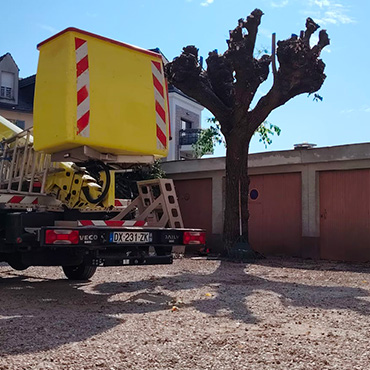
<box><xmin>0</xmin><ymin>273</ymin><xmax>122</xmax><ymax>357</ymax></box>
<box><xmin>95</xmin><ymin>259</ymin><xmax>370</xmax><ymax>321</ymax></box>
<box><xmin>253</xmin><ymin>256</ymin><xmax>370</xmax><ymax>273</ymax></box>
<box><xmin>1</xmin><ymin>259</ymin><xmax>369</xmax><ymax>356</ymax></box>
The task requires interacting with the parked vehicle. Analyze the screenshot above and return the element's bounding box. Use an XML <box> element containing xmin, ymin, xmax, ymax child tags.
<box><xmin>0</xmin><ymin>28</ymin><xmax>205</xmax><ymax>280</ymax></box>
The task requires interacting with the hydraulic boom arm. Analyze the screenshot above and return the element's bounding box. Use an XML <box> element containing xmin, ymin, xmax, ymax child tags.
<box><xmin>0</xmin><ymin>114</ymin><xmax>114</xmax><ymax>209</ymax></box>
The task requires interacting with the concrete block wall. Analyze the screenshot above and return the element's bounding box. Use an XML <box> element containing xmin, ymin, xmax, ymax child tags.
<box><xmin>162</xmin><ymin>143</ymin><xmax>370</xmax><ymax>261</ymax></box>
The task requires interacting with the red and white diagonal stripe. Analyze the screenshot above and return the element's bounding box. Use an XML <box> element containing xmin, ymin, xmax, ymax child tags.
<box><xmin>77</xmin><ymin>220</ymin><xmax>147</xmax><ymax>227</ymax></box>
<box><xmin>114</xmin><ymin>199</ymin><xmax>130</xmax><ymax>208</ymax></box>
<box><xmin>151</xmin><ymin>61</ymin><xmax>167</xmax><ymax>150</ymax></box>
<box><xmin>75</xmin><ymin>37</ymin><xmax>90</xmax><ymax>138</ymax></box>
<box><xmin>0</xmin><ymin>195</ymin><xmax>38</xmax><ymax>204</ymax></box>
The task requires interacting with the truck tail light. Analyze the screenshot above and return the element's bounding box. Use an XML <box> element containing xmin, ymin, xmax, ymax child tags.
<box><xmin>183</xmin><ymin>231</ymin><xmax>206</xmax><ymax>245</ymax></box>
<box><xmin>45</xmin><ymin>230</ymin><xmax>79</xmax><ymax>245</ymax></box>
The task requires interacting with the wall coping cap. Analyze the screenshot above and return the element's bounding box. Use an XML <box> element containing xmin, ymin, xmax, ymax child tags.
<box><xmin>162</xmin><ymin>142</ymin><xmax>370</xmax><ymax>174</ymax></box>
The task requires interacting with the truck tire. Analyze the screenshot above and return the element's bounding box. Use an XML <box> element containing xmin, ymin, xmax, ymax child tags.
<box><xmin>8</xmin><ymin>260</ymin><xmax>29</xmax><ymax>271</ymax></box>
<box><xmin>62</xmin><ymin>264</ymin><xmax>97</xmax><ymax>281</ymax></box>
<box><xmin>7</xmin><ymin>254</ymin><xmax>29</xmax><ymax>271</ymax></box>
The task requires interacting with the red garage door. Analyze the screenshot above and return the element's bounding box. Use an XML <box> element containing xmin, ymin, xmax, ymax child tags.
<box><xmin>174</xmin><ymin>178</ymin><xmax>212</xmax><ymax>236</ymax></box>
<box><xmin>319</xmin><ymin>169</ymin><xmax>370</xmax><ymax>262</ymax></box>
<box><xmin>249</xmin><ymin>173</ymin><xmax>302</xmax><ymax>256</ymax></box>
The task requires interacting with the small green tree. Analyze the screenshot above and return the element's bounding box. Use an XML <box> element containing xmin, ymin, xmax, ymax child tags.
<box><xmin>192</xmin><ymin>118</ymin><xmax>281</xmax><ymax>158</ymax></box>
<box><xmin>192</xmin><ymin>125</ymin><xmax>222</xmax><ymax>158</ymax></box>
<box><xmin>115</xmin><ymin>160</ymin><xmax>165</xmax><ymax>199</ymax></box>
<box><xmin>256</xmin><ymin>121</ymin><xmax>281</xmax><ymax>147</ymax></box>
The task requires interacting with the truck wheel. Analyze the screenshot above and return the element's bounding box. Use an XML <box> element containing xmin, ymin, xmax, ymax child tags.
<box><xmin>62</xmin><ymin>264</ymin><xmax>97</xmax><ymax>281</ymax></box>
<box><xmin>7</xmin><ymin>254</ymin><xmax>28</xmax><ymax>271</ymax></box>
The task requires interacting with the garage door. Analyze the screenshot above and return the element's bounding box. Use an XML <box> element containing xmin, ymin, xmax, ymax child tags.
<box><xmin>319</xmin><ymin>169</ymin><xmax>370</xmax><ymax>262</ymax></box>
<box><xmin>174</xmin><ymin>178</ymin><xmax>212</xmax><ymax>235</ymax></box>
<box><xmin>249</xmin><ymin>173</ymin><xmax>302</xmax><ymax>256</ymax></box>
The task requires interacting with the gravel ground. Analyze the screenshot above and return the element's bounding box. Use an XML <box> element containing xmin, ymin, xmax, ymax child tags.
<box><xmin>1</xmin><ymin>257</ymin><xmax>370</xmax><ymax>370</ymax></box>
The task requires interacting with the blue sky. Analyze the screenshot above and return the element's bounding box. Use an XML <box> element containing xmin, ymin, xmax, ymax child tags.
<box><xmin>1</xmin><ymin>0</ymin><xmax>368</xmax><ymax>156</ymax></box>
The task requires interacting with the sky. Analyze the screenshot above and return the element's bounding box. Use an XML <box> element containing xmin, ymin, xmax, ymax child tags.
<box><xmin>1</xmin><ymin>0</ymin><xmax>368</xmax><ymax>156</ymax></box>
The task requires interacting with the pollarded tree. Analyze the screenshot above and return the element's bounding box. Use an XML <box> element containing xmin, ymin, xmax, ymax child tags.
<box><xmin>165</xmin><ymin>9</ymin><xmax>329</xmax><ymax>253</ymax></box>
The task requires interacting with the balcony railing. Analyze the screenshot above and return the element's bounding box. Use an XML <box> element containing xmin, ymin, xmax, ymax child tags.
<box><xmin>179</xmin><ymin>128</ymin><xmax>202</xmax><ymax>146</ymax></box>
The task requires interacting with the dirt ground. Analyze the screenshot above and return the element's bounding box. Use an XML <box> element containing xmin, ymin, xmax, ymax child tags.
<box><xmin>1</xmin><ymin>257</ymin><xmax>370</xmax><ymax>370</ymax></box>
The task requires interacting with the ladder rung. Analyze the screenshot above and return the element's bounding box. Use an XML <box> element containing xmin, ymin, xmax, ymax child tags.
<box><xmin>0</xmin><ymin>128</ymin><xmax>54</xmax><ymax>197</ymax></box>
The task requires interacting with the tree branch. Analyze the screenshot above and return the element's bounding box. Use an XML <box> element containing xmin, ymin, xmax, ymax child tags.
<box><xmin>312</xmin><ymin>29</ymin><xmax>330</xmax><ymax>57</ymax></box>
<box><xmin>247</xmin><ymin>85</ymin><xmax>286</xmax><ymax>134</ymax></box>
<box><xmin>166</xmin><ymin>12</ymin><xmax>329</xmax><ymax>140</ymax></box>
<box><xmin>206</xmin><ymin>51</ymin><xmax>235</xmax><ymax>108</ymax></box>
<box><xmin>249</xmin><ymin>17</ymin><xmax>330</xmax><ymax>134</ymax></box>
<box><xmin>224</xmin><ymin>9</ymin><xmax>267</xmax><ymax>81</ymax></box>
<box><xmin>165</xmin><ymin>46</ymin><xmax>232</xmax><ymax>123</ymax></box>
<box><xmin>243</xmin><ymin>9</ymin><xmax>264</xmax><ymax>55</ymax></box>
<box><xmin>302</xmin><ymin>17</ymin><xmax>320</xmax><ymax>44</ymax></box>
<box><xmin>227</xmin><ymin>9</ymin><xmax>264</xmax><ymax>57</ymax></box>
<box><xmin>223</xmin><ymin>9</ymin><xmax>271</xmax><ymax>120</ymax></box>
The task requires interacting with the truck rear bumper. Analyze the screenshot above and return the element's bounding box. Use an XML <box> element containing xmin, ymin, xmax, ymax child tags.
<box><xmin>88</xmin><ymin>254</ymin><xmax>173</xmax><ymax>267</ymax></box>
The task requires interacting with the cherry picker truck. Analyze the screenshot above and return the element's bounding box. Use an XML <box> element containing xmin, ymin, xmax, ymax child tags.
<box><xmin>0</xmin><ymin>28</ymin><xmax>206</xmax><ymax>280</ymax></box>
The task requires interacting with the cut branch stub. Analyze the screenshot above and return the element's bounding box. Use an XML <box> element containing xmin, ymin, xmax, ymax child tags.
<box><xmin>226</xmin><ymin>8</ymin><xmax>264</xmax><ymax>57</ymax></box>
<box><xmin>167</xmin><ymin>46</ymin><xmax>202</xmax><ymax>84</ymax></box>
<box><xmin>243</xmin><ymin>8</ymin><xmax>264</xmax><ymax>54</ymax></box>
<box><xmin>303</xmin><ymin>17</ymin><xmax>320</xmax><ymax>43</ymax></box>
<box><xmin>206</xmin><ymin>51</ymin><xmax>234</xmax><ymax>108</ymax></box>
<box><xmin>250</xmin><ymin>17</ymin><xmax>329</xmax><ymax>132</ymax></box>
<box><xmin>228</xmin><ymin>24</ymin><xmax>243</xmax><ymax>44</ymax></box>
<box><xmin>182</xmin><ymin>45</ymin><xmax>199</xmax><ymax>59</ymax></box>
<box><xmin>312</xmin><ymin>29</ymin><xmax>330</xmax><ymax>57</ymax></box>
<box><xmin>164</xmin><ymin>46</ymin><xmax>232</xmax><ymax>124</ymax></box>
<box><xmin>224</xmin><ymin>8</ymin><xmax>270</xmax><ymax>109</ymax></box>
<box><xmin>276</xmin><ymin>19</ymin><xmax>329</xmax><ymax>97</ymax></box>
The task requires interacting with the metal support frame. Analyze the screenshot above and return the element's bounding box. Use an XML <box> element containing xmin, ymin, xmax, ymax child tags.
<box><xmin>0</xmin><ymin>130</ymin><xmax>174</xmax><ymax>217</ymax></box>
<box><xmin>0</xmin><ymin>128</ymin><xmax>58</xmax><ymax>196</ymax></box>
<box><xmin>112</xmin><ymin>178</ymin><xmax>184</xmax><ymax>228</ymax></box>
<box><xmin>51</xmin><ymin>145</ymin><xmax>155</xmax><ymax>165</ymax></box>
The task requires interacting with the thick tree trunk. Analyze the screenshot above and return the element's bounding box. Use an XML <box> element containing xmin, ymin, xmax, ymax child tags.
<box><xmin>223</xmin><ymin>129</ymin><xmax>252</xmax><ymax>254</ymax></box>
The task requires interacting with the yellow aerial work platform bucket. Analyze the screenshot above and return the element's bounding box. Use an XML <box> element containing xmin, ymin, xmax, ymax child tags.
<box><xmin>33</xmin><ymin>28</ymin><xmax>169</xmax><ymax>158</ymax></box>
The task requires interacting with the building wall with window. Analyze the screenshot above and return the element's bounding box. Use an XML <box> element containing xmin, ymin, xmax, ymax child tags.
<box><xmin>0</xmin><ymin>110</ymin><xmax>32</xmax><ymax>130</ymax></box>
<box><xmin>162</xmin><ymin>143</ymin><xmax>370</xmax><ymax>262</ymax></box>
<box><xmin>0</xmin><ymin>54</ymin><xmax>34</xmax><ymax>132</ymax></box>
<box><xmin>167</xmin><ymin>86</ymin><xmax>204</xmax><ymax>161</ymax></box>
<box><xmin>0</xmin><ymin>53</ymin><xmax>19</xmax><ymax>105</ymax></box>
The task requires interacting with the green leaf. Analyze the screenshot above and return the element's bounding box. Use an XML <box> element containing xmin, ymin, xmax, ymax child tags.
<box><xmin>194</xmin><ymin>117</ymin><xmax>281</xmax><ymax>155</ymax></box>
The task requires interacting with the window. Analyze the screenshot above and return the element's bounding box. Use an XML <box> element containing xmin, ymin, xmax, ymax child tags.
<box><xmin>0</xmin><ymin>86</ymin><xmax>12</xmax><ymax>99</ymax></box>
<box><xmin>0</xmin><ymin>71</ymin><xmax>14</xmax><ymax>99</ymax></box>
<box><xmin>181</xmin><ymin>118</ymin><xmax>192</xmax><ymax>130</ymax></box>
<box><xmin>16</xmin><ymin>120</ymin><xmax>25</xmax><ymax>130</ymax></box>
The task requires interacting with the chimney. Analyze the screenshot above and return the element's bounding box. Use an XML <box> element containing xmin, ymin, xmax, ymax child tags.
<box><xmin>294</xmin><ymin>142</ymin><xmax>317</xmax><ymax>150</ymax></box>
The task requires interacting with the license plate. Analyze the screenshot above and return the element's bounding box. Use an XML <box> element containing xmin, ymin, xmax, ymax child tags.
<box><xmin>110</xmin><ymin>231</ymin><xmax>152</xmax><ymax>244</ymax></box>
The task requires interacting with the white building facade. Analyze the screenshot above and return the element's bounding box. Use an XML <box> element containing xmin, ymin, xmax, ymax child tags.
<box><xmin>166</xmin><ymin>85</ymin><xmax>204</xmax><ymax>161</ymax></box>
